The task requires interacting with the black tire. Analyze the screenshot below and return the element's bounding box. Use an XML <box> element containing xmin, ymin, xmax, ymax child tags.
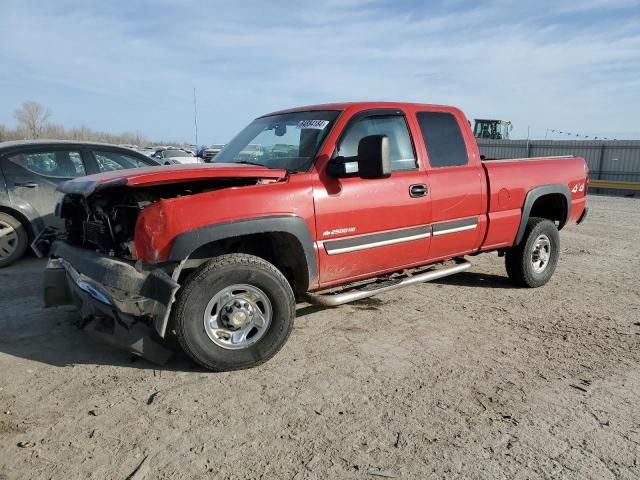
<box><xmin>173</xmin><ymin>253</ymin><xmax>295</xmax><ymax>371</ymax></box>
<box><xmin>505</xmin><ymin>217</ymin><xmax>560</xmax><ymax>288</ymax></box>
<box><xmin>0</xmin><ymin>213</ymin><xmax>29</xmax><ymax>268</ymax></box>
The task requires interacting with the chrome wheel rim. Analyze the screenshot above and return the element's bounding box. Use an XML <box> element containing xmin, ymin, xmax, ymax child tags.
<box><xmin>203</xmin><ymin>284</ymin><xmax>272</xmax><ymax>350</ymax></box>
<box><xmin>531</xmin><ymin>234</ymin><xmax>551</xmax><ymax>273</ymax></box>
<box><xmin>0</xmin><ymin>221</ymin><xmax>18</xmax><ymax>259</ymax></box>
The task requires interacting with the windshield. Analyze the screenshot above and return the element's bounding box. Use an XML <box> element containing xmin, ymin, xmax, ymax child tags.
<box><xmin>496</xmin><ymin>122</ymin><xmax>509</xmax><ymax>139</ymax></box>
<box><xmin>213</xmin><ymin>110</ymin><xmax>340</xmax><ymax>172</ymax></box>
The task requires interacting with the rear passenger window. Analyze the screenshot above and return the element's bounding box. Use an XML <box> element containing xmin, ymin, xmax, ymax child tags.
<box><xmin>94</xmin><ymin>151</ymin><xmax>150</xmax><ymax>172</ymax></box>
<box><xmin>338</xmin><ymin>115</ymin><xmax>417</xmax><ymax>171</ymax></box>
<box><xmin>417</xmin><ymin>112</ymin><xmax>468</xmax><ymax>168</ymax></box>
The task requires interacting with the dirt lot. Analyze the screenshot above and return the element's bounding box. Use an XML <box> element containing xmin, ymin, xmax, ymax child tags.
<box><xmin>1</xmin><ymin>194</ymin><xmax>639</xmax><ymax>479</ymax></box>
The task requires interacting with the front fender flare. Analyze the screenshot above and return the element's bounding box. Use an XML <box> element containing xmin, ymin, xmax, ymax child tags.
<box><xmin>168</xmin><ymin>215</ymin><xmax>318</xmax><ymax>286</ymax></box>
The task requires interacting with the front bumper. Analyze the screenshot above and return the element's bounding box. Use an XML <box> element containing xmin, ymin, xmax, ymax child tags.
<box><xmin>44</xmin><ymin>241</ymin><xmax>181</xmax><ymax>340</ymax></box>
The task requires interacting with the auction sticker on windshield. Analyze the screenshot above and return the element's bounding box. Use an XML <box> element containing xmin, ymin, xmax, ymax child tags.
<box><xmin>297</xmin><ymin>120</ymin><xmax>329</xmax><ymax>130</ymax></box>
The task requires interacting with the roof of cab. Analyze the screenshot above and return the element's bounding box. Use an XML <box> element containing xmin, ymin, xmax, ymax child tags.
<box><xmin>263</xmin><ymin>101</ymin><xmax>458</xmax><ymax>116</ymax></box>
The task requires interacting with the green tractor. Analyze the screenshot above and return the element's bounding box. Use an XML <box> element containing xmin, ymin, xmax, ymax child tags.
<box><xmin>473</xmin><ymin>119</ymin><xmax>512</xmax><ymax>140</ymax></box>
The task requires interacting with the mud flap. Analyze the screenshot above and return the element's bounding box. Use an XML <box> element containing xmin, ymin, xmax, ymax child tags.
<box><xmin>577</xmin><ymin>206</ymin><xmax>589</xmax><ymax>225</ymax></box>
<box><xmin>83</xmin><ymin>316</ymin><xmax>174</xmax><ymax>365</ymax></box>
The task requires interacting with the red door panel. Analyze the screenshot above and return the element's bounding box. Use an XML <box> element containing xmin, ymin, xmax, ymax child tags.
<box><xmin>313</xmin><ymin>170</ymin><xmax>431</xmax><ymax>286</ymax></box>
<box><xmin>425</xmin><ymin>166</ymin><xmax>484</xmax><ymax>260</ymax></box>
<box><xmin>412</xmin><ymin>108</ymin><xmax>486</xmax><ymax>261</ymax></box>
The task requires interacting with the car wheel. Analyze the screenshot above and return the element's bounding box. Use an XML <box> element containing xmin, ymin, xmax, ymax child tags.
<box><xmin>505</xmin><ymin>217</ymin><xmax>560</xmax><ymax>288</ymax></box>
<box><xmin>0</xmin><ymin>213</ymin><xmax>29</xmax><ymax>268</ymax></box>
<box><xmin>173</xmin><ymin>253</ymin><xmax>295</xmax><ymax>371</ymax></box>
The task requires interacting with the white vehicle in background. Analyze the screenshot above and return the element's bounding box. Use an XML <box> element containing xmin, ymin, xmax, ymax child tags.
<box><xmin>203</xmin><ymin>143</ymin><xmax>225</xmax><ymax>162</ymax></box>
<box><xmin>153</xmin><ymin>148</ymin><xmax>203</xmax><ymax>164</ymax></box>
<box><xmin>140</xmin><ymin>147</ymin><xmax>158</xmax><ymax>157</ymax></box>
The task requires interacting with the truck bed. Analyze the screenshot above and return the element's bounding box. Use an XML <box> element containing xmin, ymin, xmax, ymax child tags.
<box><xmin>480</xmin><ymin>155</ymin><xmax>588</xmax><ymax>251</ymax></box>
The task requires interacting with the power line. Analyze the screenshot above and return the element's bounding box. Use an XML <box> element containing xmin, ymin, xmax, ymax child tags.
<box><xmin>545</xmin><ymin>128</ymin><xmax>616</xmax><ymax>141</ymax></box>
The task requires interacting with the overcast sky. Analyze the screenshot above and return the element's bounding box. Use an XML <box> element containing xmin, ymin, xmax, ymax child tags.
<box><xmin>1</xmin><ymin>0</ymin><xmax>639</xmax><ymax>143</ymax></box>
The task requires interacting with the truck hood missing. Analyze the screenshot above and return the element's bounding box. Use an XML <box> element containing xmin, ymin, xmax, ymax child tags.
<box><xmin>57</xmin><ymin>163</ymin><xmax>288</xmax><ymax>196</ymax></box>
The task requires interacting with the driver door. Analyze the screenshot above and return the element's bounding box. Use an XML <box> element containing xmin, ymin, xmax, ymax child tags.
<box><xmin>313</xmin><ymin>110</ymin><xmax>431</xmax><ymax>286</ymax></box>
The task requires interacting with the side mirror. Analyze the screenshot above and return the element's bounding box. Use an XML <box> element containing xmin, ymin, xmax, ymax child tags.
<box><xmin>357</xmin><ymin>134</ymin><xmax>391</xmax><ymax>179</ymax></box>
<box><xmin>326</xmin><ymin>134</ymin><xmax>391</xmax><ymax>179</ymax></box>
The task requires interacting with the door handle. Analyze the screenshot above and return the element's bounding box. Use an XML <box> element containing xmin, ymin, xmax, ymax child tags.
<box><xmin>14</xmin><ymin>182</ymin><xmax>39</xmax><ymax>188</ymax></box>
<box><xmin>409</xmin><ymin>184</ymin><xmax>428</xmax><ymax>198</ymax></box>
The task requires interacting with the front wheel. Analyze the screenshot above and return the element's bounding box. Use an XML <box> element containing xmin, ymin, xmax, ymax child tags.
<box><xmin>505</xmin><ymin>217</ymin><xmax>560</xmax><ymax>288</ymax></box>
<box><xmin>173</xmin><ymin>254</ymin><xmax>296</xmax><ymax>371</ymax></box>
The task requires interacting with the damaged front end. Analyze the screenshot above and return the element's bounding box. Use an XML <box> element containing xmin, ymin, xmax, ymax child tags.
<box><xmin>44</xmin><ymin>241</ymin><xmax>181</xmax><ymax>364</ymax></box>
<box><xmin>44</xmin><ymin>165</ymin><xmax>287</xmax><ymax>363</ymax></box>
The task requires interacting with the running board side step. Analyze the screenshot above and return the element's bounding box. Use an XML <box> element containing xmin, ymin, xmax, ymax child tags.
<box><xmin>304</xmin><ymin>259</ymin><xmax>472</xmax><ymax>307</ymax></box>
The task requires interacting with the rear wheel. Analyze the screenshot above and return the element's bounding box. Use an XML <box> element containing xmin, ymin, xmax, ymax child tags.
<box><xmin>0</xmin><ymin>213</ymin><xmax>28</xmax><ymax>268</ymax></box>
<box><xmin>173</xmin><ymin>253</ymin><xmax>295</xmax><ymax>371</ymax></box>
<box><xmin>505</xmin><ymin>217</ymin><xmax>559</xmax><ymax>288</ymax></box>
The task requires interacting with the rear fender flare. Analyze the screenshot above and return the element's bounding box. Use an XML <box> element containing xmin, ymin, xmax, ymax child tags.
<box><xmin>168</xmin><ymin>215</ymin><xmax>318</xmax><ymax>286</ymax></box>
<box><xmin>515</xmin><ymin>184</ymin><xmax>571</xmax><ymax>245</ymax></box>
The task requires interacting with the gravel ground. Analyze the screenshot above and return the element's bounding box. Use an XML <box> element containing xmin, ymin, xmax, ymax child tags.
<box><xmin>1</xmin><ymin>194</ymin><xmax>639</xmax><ymax>480</ymax></box>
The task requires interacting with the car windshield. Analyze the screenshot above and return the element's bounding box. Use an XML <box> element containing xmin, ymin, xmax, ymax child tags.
<box><xmin>213</xmin><ymin>110</ymin><xmax>340</xmax><ymax>172</ymax></box>
<box><xmin>164</xmin><ymin>149</ymin><xmax>192</xmax><ymax>157</ymax></box>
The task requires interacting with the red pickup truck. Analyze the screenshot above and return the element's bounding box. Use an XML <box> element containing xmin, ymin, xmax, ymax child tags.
<box><xmin>44</xmin><ymin>102</ymin><xmax>588</xmax><ymax>370</ymax></box>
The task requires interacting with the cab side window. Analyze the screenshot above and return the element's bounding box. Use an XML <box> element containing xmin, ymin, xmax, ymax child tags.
<box><xmin>416</xmin><ymin>112</ymin><xmax>468</xmax><ymax>168</ymax></box>
<box><xmin>9</xmin><ymin>150</ymin><xmax>86</xmax><ymax>177</ymax></box>
<box><xmin>93</xmin><ymin>150</ymin><xmax>150</xmax><ymax>172</ymax></box>
<box><xmin>337</xmin><ymin>115</ymin><xmax>417</xmax><ymax>171</ymax></box>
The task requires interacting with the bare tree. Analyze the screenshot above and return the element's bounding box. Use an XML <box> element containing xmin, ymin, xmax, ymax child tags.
<box><xmin>4</xmin><ymin>99</ymin><xmax>184</xmax><ymax>146</ymax></box>
<box><xmin>14</xmin><ymin>101</ymin><xmax>51</xmax><ymax>139</ymax></box>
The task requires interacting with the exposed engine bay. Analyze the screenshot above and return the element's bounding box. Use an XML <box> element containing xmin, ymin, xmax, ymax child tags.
<box><xmin>56</xmin><ymin>178</ymin><xmax>260</xmax><ymax>259</ymax></box>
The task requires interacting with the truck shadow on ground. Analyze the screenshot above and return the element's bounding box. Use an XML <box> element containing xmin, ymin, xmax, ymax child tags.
<box><xmin>1</xmin><ymin>256</ymin><xmax>513</xmax><ymax>371</ymax></box>
<box><xmin>432</xmin><ymin>271</ymin><xmax>515</xmax><ymax>289</ymax></box>
<box><xmin>0</xmin><ymin>325</ymin><xmax>199</xmax><ymax>372</ymax></box>
<box><xmin>0</xmin><ymin>304</ymin><xmax>327</xmax><ymax>373</ymax></box>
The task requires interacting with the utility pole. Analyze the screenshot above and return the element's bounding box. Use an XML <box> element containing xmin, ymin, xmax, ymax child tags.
<box><xmin>193</xmin><ymin>87</ymin><xmax>198</xmax><ymax>148</ymax></box>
